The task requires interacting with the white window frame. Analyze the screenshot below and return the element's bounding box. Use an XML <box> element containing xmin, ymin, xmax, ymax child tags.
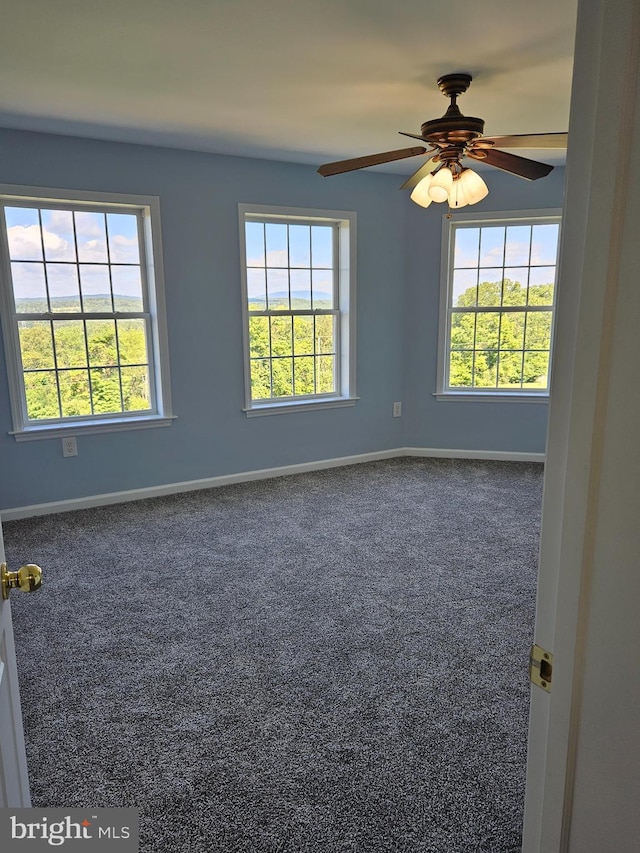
<box><xmin>0</xmin><ymin>184</ymin><xmax>174</xmax><ymax>440</ymax></box>
<box><xmin>436</xmin><ymin>208</ymin><xmax>562</xmax><ymax>402</ymax></box>
<box><xmin>238</xmin><ymin>204</ymin><xmax>357</xmax><ymax>417</ymax></box>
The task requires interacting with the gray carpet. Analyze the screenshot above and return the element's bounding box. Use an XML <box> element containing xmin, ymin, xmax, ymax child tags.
<box><xmin>3</xmin><ymin>457</ymin><xmax>543</xmax><ymax>852</ymax></box>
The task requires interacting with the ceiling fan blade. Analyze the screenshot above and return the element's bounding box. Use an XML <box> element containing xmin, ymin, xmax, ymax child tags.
<box><xmin>400</xmin><ymin>156</ymin><xmax>439</xmax><ymax>190</ymax></box>
<box><xmin>468</xmin><ymin>148</ymin><xmax>554</xmax><ymax>180</ymax></box>
<box><xmin>399</xmin><ymin>131</ymin><xmax>430</xmax><ymax>142</ymax></box>
<box><xmin>481</xmin><ymin>132</ymin><xmax>568</xmax><ymax>149</ymax></box>
<box><xmin>318</xmin><ymin>146</ymin><xmax>427</xmax><ymax>177</ymax></box>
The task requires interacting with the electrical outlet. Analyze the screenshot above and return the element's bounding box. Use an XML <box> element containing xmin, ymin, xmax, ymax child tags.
<box><xmin>393</xmin><ymin>401</ymin><xmax>402</xmax><ymax>418</ymax></box>
<box><xmin>62</xmin><ymin>436</ymin><xmax>77</xmax><ymax>457</ymax></box>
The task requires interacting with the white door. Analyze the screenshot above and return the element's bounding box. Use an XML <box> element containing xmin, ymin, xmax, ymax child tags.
<box><xmin>0</xmin><ymin>518</ymin><xmax>33</xmax><ymax>807</ymax></box>
<box><xmin>522</xmin><ymin>0</ymin><xmax>640</xmax><ymax>849</ymax></box>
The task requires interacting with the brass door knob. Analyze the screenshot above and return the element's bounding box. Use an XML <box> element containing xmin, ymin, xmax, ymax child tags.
<box><xmin>1</xmin><ymin>562</ymin><xmax>43</xmax><ymax>600</ymax></box>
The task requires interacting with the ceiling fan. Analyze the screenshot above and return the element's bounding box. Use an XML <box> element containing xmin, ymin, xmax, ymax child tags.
<box><xmin>317</xmin><ymin>73</ymin><xmax>568</xmax><ymax>209</ymax></box>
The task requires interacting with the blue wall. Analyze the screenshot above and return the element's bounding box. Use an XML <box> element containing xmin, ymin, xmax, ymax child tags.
<box><xmin>0</xmin><ymin>128</ymin><xmax>565</xmax><ymax>510</ymax></box>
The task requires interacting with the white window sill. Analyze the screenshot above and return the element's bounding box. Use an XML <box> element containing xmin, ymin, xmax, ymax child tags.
<box><xmin>434</xmin><ymin>391</ymin><xmax>549</xmax><ymax>403</ymax></box>
<box><xmin>10</xmin><ymin>414</ymin><xmax>176</xmax><ymax>442</ymax></box>
<box><xmin>244</xmin><ymin>397</ymin><xmax>359</xmax><ymax>417</ymax></box>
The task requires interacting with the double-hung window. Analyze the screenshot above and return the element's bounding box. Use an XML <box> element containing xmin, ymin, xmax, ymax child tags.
<box><xmin>437</xmin><ymin>209</ymin><xmax>561</xmax><ymax>400</ymax></box>
<box><xmin>0</xmin><ymin>186</ymin><xmax>173</xmax><ymax>439</ymax></box>
<box><xmin>239</xmin><ymin>204</ymin><xmax>357</xmax><ymax>416</ymax></box>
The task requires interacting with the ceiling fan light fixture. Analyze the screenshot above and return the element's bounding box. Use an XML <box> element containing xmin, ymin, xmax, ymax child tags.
<box><xmin>428</xmin><ymin>166</ymin><xmax>453</xmax><ymax>202</ymax></box>
<box><xmin>410</xmin><ymin>173</ymin><xmax>435</xmax><ymax>207</ymax></box>
<box><xmin>448</xmin><ymin>175</ymin><xmax>469</xmax><ymax>208</ymax></box>
<box><xmin>457</xmin><ymin>167</ymin><xmax>489</xmax><ymax>205</ymax></box>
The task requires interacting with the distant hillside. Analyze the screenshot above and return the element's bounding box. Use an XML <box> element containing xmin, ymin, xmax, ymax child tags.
<box><xmin>15</xmin><ymin>295</ymin><xmax>143</xmax><ymax>314</ymax></box>
<box><xmin>249</xmin><ymin>291</ymin><xmax>332</xmax><ymax>310</ymax></box>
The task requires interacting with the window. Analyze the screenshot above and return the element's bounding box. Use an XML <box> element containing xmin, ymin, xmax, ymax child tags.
<box><xmin>0</xmin><ymin>186</ymin><xmax>173</xmax><ymax>440</ymax></box>
<box><xmin>437</xmin><ymin>209</ymin><xmax>561</xmax><ymax>400</ymax></box>
<box><xmin>239</xmin><ymin>204</ymin><xmax>356</xmax><ymax>416</ymax></box>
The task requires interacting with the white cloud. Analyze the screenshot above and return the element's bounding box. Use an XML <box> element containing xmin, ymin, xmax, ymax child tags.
<box><xmin>7</xmin><ymin>224</ymin><xmax>70</xmax><ymax>261</ymax></box>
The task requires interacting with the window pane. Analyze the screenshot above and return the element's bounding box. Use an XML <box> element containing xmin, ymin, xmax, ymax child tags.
<box><xmin>500</xmin><ymin>312</ymin><xmax>526</xmax><ymax>349</ymax></box>
<box><xmin>4</xmin><ymin>207</ymin><xmax>43</xmax><ymax>261</ymax></box>
<box><xmin>249</xmin><ymin>316</ymin><xmax>270</xmax><ymax>358</ymax></box>
<box><xmin>12</xmin><ymin>262</ymin><xmax>47</xmax><ymax>311</ymax></box>
<box><xmin>41</xmin><ymin>210</ymin><xmax>76</xmax><ymax>261</ymax></box>
<box><xmin>121</xmin><ymin>366</ymin><xmax>151</xmax><ymax>411</ymax></box>
<box><xmin>79</xmin><ymin>264</ymin><xmax>112</xmax><ymax>311</ymax></box>
<box><xmin>449</xmin><ymin>351</ymin><xmax>473</xmax><ymax>387</ymax></box>
<box><xmin>316</xmin><ymin>355</ymin><xmax>335</xmax><ymax>394</ymax></box>
<box><xmin>19</xmin><ymin>321</ymin><xmax>55</xmax><ymax>369</ymax></box>
<box><xmin>504</xmin><ymin>268</ymin><xmax>529</xmax><ymax>296</ymax></box>
<box><xmin>502</xmin><ymin>279</ymin><xmax>527</xmax><ymax>306</ymax></box>
<box><xmin>59</xmin><ymin>369</ymin><xmax>92</xmax><ymax>416</ymax></box>
<box><xmin>290</xmin><ymin>269</ymin><xmax>311</xmax><ymax>307</ymax></box>
<box><xmin>53</xmin><ymin>320</ymin><xmax>87</xmax><ymax>368</ymax></box>
<box><xmin>474</xmin><ymin>313</ymin><xmax>500</xmax><ymax>349</ymax></box>
<box><xmin>75</xmin><ymin>211</ymin><xmax>108</xmax><ymax>263</ymax></box>
<box><xmin>473</xmin><ymin>353</ymin><xmax>498</xmax><ymax>388</ymax></box>
<box><xmin>270</xmin><ymin>316</ymin><xmax>292</xmax><ymax>356</ymax></box>
<box><xmin>450</xmin><ymin>313</ymin><xmax>475</xmax><ymax>349</ymax></box>
<box><xmin>265</xmin><ymin>223</ymin><xmax>287</xmax><ymax>266</ymax></box>
<box><xmin>86</xmin><ymin>319</ymin><xmax>118</xmax><ymax>366</ymax></box>
<box><xmin>505</xmin><ymin>225</ymin><xmax>531</xmax><ymax>266</ymax></box>
<box><xmin>106</xmin><ymin>213</ymin><xmax>140</xmax><ymax>263</ymax></box>
<box><xmin>267</xmin><ymin>268</ymin><xmax>289</xmax><ymax>309</ymax></box>
<box><xmin>117</xmin><ymin>319</ymin><xmax>148</xmax><ymax>365</ymax></box>
<box><xmin>523</xmin><ymin>351</ymin><xmax>550</xmax><ymax>388</ymax></box>
<box><xmin>315</xmin><ymin>315</ymin><xmax>334</xmax><ymax>353</ymax></box>
<box><xmin>525</xmin><ymin>312</ymin><xmax>553</xmax><ymax>351</ymax></box>
<box><xmin>453</xmin><ymin>269</ymin><xmax>477</xmax><ymax>306</ymax></box>
<box><xmin>312</xmin><ymin>269</ymin><xmax>333</xmax><ymax>308</ymax></box>
<box><xmin>479</xmin><ymin>227</ymin><xmax>505</xmax><ymax>267</ymax></box>
<box><xmin>531</xmin><ymin>224</ymin><xmax>559</xmax><ymax>265</ymax></box>
<box><xmin>311</xmin><ymin>226</ymin><xmax>332</xmax><ymax>268</ymax></box>
<box><xmin>498</xmin><ymin>352</ymin><xmax>524</xmax><ymax>387</ymax></box>
<box><xmin>24</xmin><ymin>370</ymin><xmax>60</xmax><ymax>420</ymax></box>
<box><xmin>47</xmin><ymin>263</ymin><xmax>81</xmax><ymax>312</ymax></box>
<box><xmin>289</xmin><ymin>225</ymin><xmax>310</xmax><ymax>268</ymax></box>
<box><xmin>112</xmin><ymin>266</ymin><xmax>143</xmax><ymax>311</ymax></box>
<box><xmin>247</xmin><ymin>268</ymin><xmax>266</xmax><ymax>310</ymax></box>
<box><xmin>245</xmin><ymin>221</ymin><xmax>265</xmax><ymax>267</ymax></box>
<box><xmin>529</xmin><ymin>266</ymin><xmax>555</xmax><ymax>297</ymax></box>
<box><xmin>294</xmin><ymin>356</ymin><xmax>315</xmax><ymax>395</ymax></box>
<box><xmin>90</xmin><ymin>367</ymin><xmax>122</xmax><ymax>414</ymax></box>
<box><xmin>251</xmin><ymin>358</ymin><xmax>271</xmax><ymax>399</ymax></box>
<box><xmin>293</xmin><ymin>316</ymin><xmax>314</xmax><ymax>355</ymax></box>
<box><xmin>272</xmin><ymin>357</ymin><xmax>293</xmax><ymax>397</ymax></box>
<box><xmin>477</xmin><ymin>277</ymin><xmax>502</xmax><ymax>307</ymax></box>
<box><xmin>454</xmin><ymin>227</ymin><xmax>480</xmax><ymax>268</ymax></box>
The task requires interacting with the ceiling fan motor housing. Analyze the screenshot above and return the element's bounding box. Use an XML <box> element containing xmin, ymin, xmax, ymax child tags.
<box><xmin>423</xmin><ymin>73</ymin><xmax>484</xmax><ymax>146</ymax></box>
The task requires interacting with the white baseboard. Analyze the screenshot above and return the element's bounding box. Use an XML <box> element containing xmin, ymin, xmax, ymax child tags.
<box><xmin>1</xmin><ymin>446</ymin><xmax>545</xmax><ymax>521</ymax></box>
<box><xmin>405</xmin><ymin>447</ymin><xmax>546</xmax><ymax>463</ymax></box>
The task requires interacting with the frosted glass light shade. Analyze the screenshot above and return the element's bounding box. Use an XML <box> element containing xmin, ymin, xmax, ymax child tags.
<box><xmin>457</xmin><ymin>168</ymin><xmax>489</xmax><ymax>205</ymax></box>
<box><xmin>428</xmin><ymin>166</ymin><xmax>453</xmax><ymax>202</ymax></box>
<box><xmin>410</xmin><ymin>174</ymin><xmax>434</xmax><ymax>207</ymax></box>
<box><xmin>448</xmin><ymin>176</ymin><xmax>469</xmax><ymax>209</ymax></box>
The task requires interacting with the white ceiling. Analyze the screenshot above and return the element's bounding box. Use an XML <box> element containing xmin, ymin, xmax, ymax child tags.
<box><xmin>0</xmin><ymin>0</ymin><xmax>578</xmax><ymax>175</ymax></box>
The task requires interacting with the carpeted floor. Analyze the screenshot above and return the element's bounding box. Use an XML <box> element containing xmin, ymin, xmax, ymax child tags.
<box><xmin>3</xmin><ymin>457</ymin><xmax>543</xmax><ymax>852</ymax></box>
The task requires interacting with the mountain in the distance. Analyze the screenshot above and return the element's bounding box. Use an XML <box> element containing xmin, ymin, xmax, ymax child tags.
<box><xmin>15</xmin><ymin>294</ymin><xmax>142</xmax><ymax>314</ymax></box>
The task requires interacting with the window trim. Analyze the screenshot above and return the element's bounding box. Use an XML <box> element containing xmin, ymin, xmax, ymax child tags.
<box><xmin>0</xmin><ymin>184</ymin><xmax>174</xmax><ymax>439</ymax></box>
<box><xmin>238</xmin><ymin>203</ymin><xmax>357</xmax><ymax>416</ymax></box>
<box><xmin>436</xmin><ymin>208</ymin><xmax>562</xmax><ymax>401</ymax></box>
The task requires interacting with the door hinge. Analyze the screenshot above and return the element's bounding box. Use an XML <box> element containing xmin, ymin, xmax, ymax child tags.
<box><xmin>529</xmin><ymin>644</ymin><xmax>553</xmax><ymax>692</ymax></box>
